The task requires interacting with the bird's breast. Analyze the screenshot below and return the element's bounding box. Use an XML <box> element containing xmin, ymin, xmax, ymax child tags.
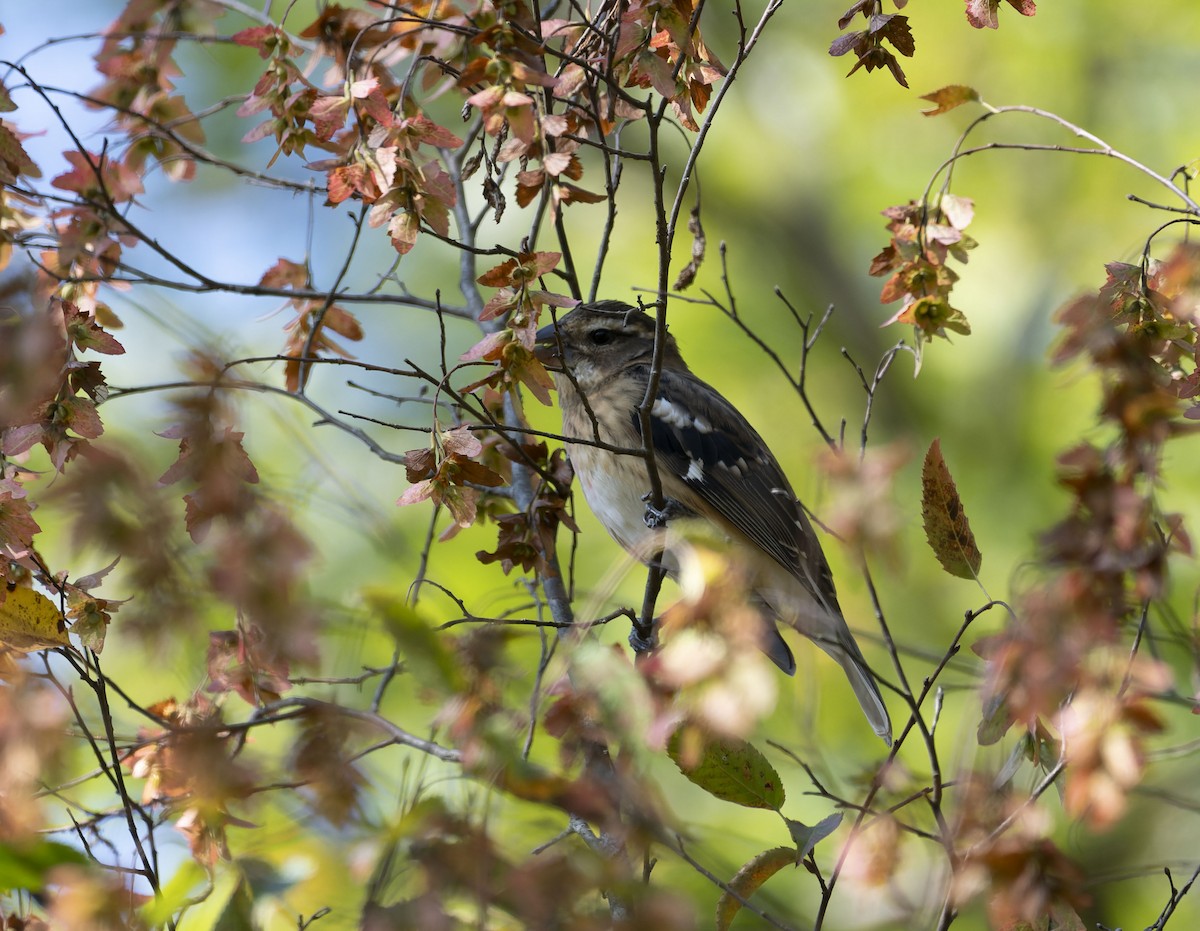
<box><xmin>567</xmin><ymin>441</ymin><xmax>658</xmax><ymax>556</ymax></box>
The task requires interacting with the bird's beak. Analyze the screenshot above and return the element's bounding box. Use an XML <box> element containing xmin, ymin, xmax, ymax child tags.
<box><xmin>533</xmin><ymin>322</ymin><xmax>561</xmax><ymax>366</ymax></box>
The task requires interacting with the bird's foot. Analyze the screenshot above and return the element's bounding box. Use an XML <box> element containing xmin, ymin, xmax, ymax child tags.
<box><xmin>628</xmin><ymin>625</ymin><xmax>658</xmax><ymax>655</ymax></box>
<box><xmin>642</xmin><ymin>493</ymin><xmax>687</xmax><ymax>529</ymax></box>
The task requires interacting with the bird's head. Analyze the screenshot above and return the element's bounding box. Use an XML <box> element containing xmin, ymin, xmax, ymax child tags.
<box><xmin>534</xmin><ymin>301</ymin><xmax>683</xmax><ymax>389</ymax></box>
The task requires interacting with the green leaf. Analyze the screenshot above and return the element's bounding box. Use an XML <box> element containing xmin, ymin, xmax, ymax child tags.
<box><xmin>667</xmin><ymin>732</ymin><xmax>785</xmax><ymax>810</ymax></box>
<box><xmin>977</xmin><ymin>692</ymin><xmax>1012</xmax><ymax>746</ymax></box>
<box><xmin>364</xmin><ymin>588</ymin><xmax>463</xmax><ymax>693</ymax></box>
<box><xmin>785</xmin><ymin>812</ymin><xmax>843</xmax><ymax>860</ymax></box>
<box><xmin>0</xmin><ymin>840</ymin><xmax>88</xmax><ymax>892</ymax></box>
<box><xmin>141</xmin><ymin>861</ymin><xmax>209</xmax><ymax>927</ymax></box>
<box><xmin>213</xmin><ymin>875</ymin><xmax>255</xmax><ymax>931</ymax></box>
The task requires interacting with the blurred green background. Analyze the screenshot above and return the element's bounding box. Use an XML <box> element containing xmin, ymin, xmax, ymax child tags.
<box><xmin>5</xmin><ymin>0</ymin><xmax>1200</xmax><ymax>927</ymax></box>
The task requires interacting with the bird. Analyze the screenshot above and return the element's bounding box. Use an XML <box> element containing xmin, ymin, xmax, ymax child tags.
<box><xmin>534</xmin><ymin>300</ymin><xmax>892</xmax><ymax>744</ymax></box>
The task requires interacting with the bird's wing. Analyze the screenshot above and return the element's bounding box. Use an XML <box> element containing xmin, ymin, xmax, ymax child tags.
<box><xmin>632</xmin><ymin>365</ymin><xmax>840</xmax><ymax>612</ymax></box>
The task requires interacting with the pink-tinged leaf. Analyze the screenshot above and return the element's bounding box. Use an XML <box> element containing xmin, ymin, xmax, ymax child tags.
<box><xmin>0</xmin><ymin>124</ymin><xmax>36</xmax><ymax>176</ymax></box>
<box><xmin>1</xmin><ymin>424</ymin><xmax>44</xmax><ymax>457</ymax></box>
<box><xmin>309</xmin><ymin>95</ymin><xmax>350</xmax><ymax>141</ymax></box>
<box><xmin>965</xmin><ymin>0</ymin><xmax>1000</xmax><ymax>27</ymax></box>
<box><xmin>441</xmin><ymin>424</ymin><xmax>482</xmax><ymax>458</ymax></box>
<box><xmin>541</xmin><ymin>113</ymin><xmax>568</xmax><ymax>137</ymax></box>
<box><xmin>554</xmin><ymin>64</ymin><xmax>586</xmax><ymax>97</ymax></box>
<box><xmin>509</xmin><ymin>62</ymin><xmax>558</xmax><ymax>88</ymax></box>
<box><xmin>506</xmin><ymin>104</ymin><xmax>536</xmax><ymax>145</ymax></box>
<box><xmin>461</xmin><ymin>330</ymin><xmax>509</xmax><ymax>362</ymax></box>
<box><xmin>421</xmin><ymin>199</ymin><xmax>450</xmax><ymax>239</ymax></box>
<box><xmin>241</xmin><ymin>120</ymin><xmax>279</xmax><ymax>144</ymax></box>
<box><xmin>226</xmin><ymin>429</ymin><xmax>260</xmax><ymax>484</ymax></box>
<box><xmin>442</xmin><ymin>484</ymin><xmax>478</xmax><ymax>529</ymax></box>
<box><xmin>466</xmin><ymin>86</ymin><xmax>503</xmax><ymax>110</ymax></box>
<box><xmin>418</xmin><ymin>160</ymin><xmax>457</xmax><ymax>207</ymax></box>
<box><xmin>511</xmin><ymin>351</ymin><xmax>555</xmax><ymax>406</ymax></box>
<box><xmin>925</xmin><ymin>223</ymin><xmax>962</xmax><ymax>245</ymax></box>
<box><xmin>0</xmin><ymin>479</ymin><xmax>41</xmax><ymax>554</ymax></box>
<box><xmin>529</xmin><ymin>291</ymin><xmax>580</xmax><ymax>309</ymax></box>
<box><xmin>940</xmin><ymin>193</ymin><xmax>974</xmax><ymax>230</ymax></box>
<box><xmin>235</xmin><ymin>94</ymin><xmax>272</xmax><ymax>119</ymax></box>
<box><xmin>61</xmin><ymin>397</ymin><xmax>104</xmax><ymax>439</ymax></box>
<box><xmin>64</xmin><ymin>305</ymin><xmax>126</xmax><ymax>355</ymax></box>
<box><xmin>51</xmin><ymin>150</ymin><xmax>144</xmax><ymax>202</ymax></box>
<box><xmin>966</xmin><ymin>0</ymin><xmax>1034</xmax><ymax>29</ymax></box>
<box><xmin>259</xmin><ymin>257</ymin><xmax>308</xmax><ymax>290</ymax></box>
<box><xmin>478</xmin><ymin>259</ymin><xmax>519</xmax><ymax>288</ymax></box>
<box><xmin>920</xmin><ymin>84</ymin><xmax>980</xmax><ymax>116</ymax></box>
<box><xmin>406</xmin><ymin>115</ymin><xmax>462</xmax><ymax>149</ymax></box>
<box><xmin>501</xmin><ymin>91</ymin><xmax>534</xmax><ymax>108</ymax></box>
<box><xmin>387</xmin><ymin>211</ymin><xmax>420</xmax><ymax>255</ymax></box>
<box><xmin>529</xmin><ymin>252</ymin><xmax>562</xmax><ymax>277</ymax></box>
<box><xmin>541</xmin><ymin>18</ymin><xmax>575</xmax><ymax>40</ymax></box>
<box><xmin>480</xmin><ymin>289</ymin><xmax>517</xmax><ymax>321</ymax></box>
<box><xmin>232</xmin><ymin>25</ymin><xmax>283</xmax><ymax>57</ymax></box>
<box><xmin>397</xmin><ymin>479</ymin><xmax>434</xmax><ymax>506</ymax></box>
<box><xmin>325</xmin><ymin>165</ymin><xmax>365</xmax><ymax>205</ymax></box>
<box><xmin>542</xmin><ymin>151</ymin><xmax>572</xmax><ymax>177</ymax></box>
<box><xmin>357</xmin><ymin>86</ymin><xmax>394</xmax><ymax>128</ymax></box>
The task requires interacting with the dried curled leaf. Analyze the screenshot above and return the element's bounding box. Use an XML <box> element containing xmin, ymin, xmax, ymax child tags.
<box><xmin>921</xmin><ymin>439</ymin><xmax>982</xmax><ymax>579</ymax></box>
<box><xmin>673</xmin><ymin>204</ymin><xmax>707</xmax><ymax>291</ymax></box>
<box><xmin>715</xmin><ymin>846</ymin><xmax>797</xmax><ymax>931</ymax></box>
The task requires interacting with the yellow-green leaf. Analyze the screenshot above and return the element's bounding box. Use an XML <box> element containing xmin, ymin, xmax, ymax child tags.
<box><xmin>920</xmin><ymin>84</ymin><xmax>980</xmax><ymax>117</ymax></box>
<box><xmin>364</xmin><ymin>588</ymin><xmax>463</xmax><ymax>693</ymax></box>
<box><xmin>667</xmin><ymin>732</ymin><xmax>785</xmax><ymax>810</ymax></box>
<box><xmin>715</xmin><ymin>846</ymin><xmax>797</xmax><ymax>931</ymax></box>
<box><xmin>921</xmin><ymin>439</ymin><xmax>982</xmax><ymax>579</ymax></box>
<box><xmin>0</xmin><ymin>586</ymin><xmax>68</xmax><ymax>652</ymax></box>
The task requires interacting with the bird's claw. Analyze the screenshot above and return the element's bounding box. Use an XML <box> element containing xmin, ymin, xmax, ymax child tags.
<box><xmin>628</xmin><ymin>626</ymin><xmax>657</xmax><ymax>654</ymax></box>
<box><xmin>642</xmin><ymin>493</ymin><xmax>686</xmax><ymax>529</ymax></box>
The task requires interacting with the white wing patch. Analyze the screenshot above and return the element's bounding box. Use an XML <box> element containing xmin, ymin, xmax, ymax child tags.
<box><xmin>652</xmin><ymin>397</ymin><xmax>712</xmax><ymax>434</ymax></box>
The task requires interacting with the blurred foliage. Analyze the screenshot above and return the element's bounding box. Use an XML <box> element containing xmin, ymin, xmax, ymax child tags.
<box><xmin>2</xmin><ymin>0</ymin><xmax>1200</xmax><ymax>929</ymax></box>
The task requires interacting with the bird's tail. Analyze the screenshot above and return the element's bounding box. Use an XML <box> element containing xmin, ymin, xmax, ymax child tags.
<box><xmin>824</xmin><ymin>634</ymin><xmax>892</xmax><ymax>746</ymax></box>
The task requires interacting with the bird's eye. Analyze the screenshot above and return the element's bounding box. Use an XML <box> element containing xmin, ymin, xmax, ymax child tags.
<box><xmin>588</xmin><ymin>329</ymin><xmax>614</xmax><ymax>346</ymax></box>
